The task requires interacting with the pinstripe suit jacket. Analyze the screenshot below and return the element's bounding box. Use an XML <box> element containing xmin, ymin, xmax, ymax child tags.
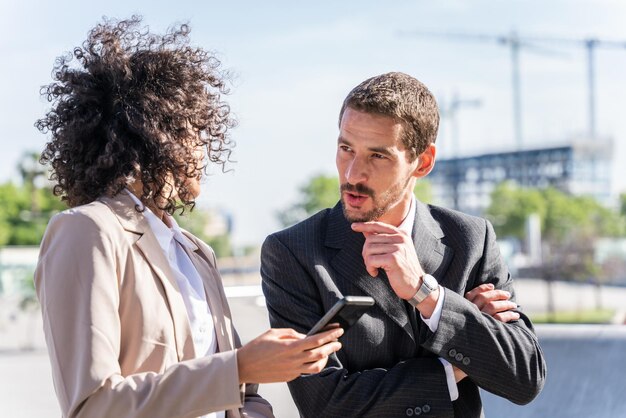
<box><xmin>261</xmin><ymin>200</ymin><xmax>546</xmax><ymax>418</ymax></box>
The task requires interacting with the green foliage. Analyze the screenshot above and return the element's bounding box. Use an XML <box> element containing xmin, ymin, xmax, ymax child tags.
<box><xmin>277</xmin><ymin>174</ymin><xmax>340</xmax><ymax>227</ymax></box>
<box><xmin>486</xmin><ymin>181</ymin><xmax>625</xmax><ymax>241</ymax></box>
<box><xmin>205</xmin><ymin>235</ymin><xmax>232</xmax><ymax>258</ymax></box>
<box><xmin>486</xmin><ymin>181</ymin><xmax>626</xmax><ymax>283</ymax></box>
<box><xmin>174</xmin><ymin>209</ymin><xmax>232</xmax><ymax>258</ymax></box>
<box><xmin>486</xmin><ymin>182</ymin><xmax>545</xmax><ymax>239</ymax></box>
<box><xmin>529</xmin><ymin>308</ymin><xmax>615</xmax><ymax>324</ymax></box>
<box><xmin>0</xmin><ymin>180</ymin><xmax>66</xmax><ymax>246</ymax></box>
<box><xmin>413</xmin><ymin>181</ymin><xmax>432</xmax><ymax>204</ymax></box>
<box><xmin>0</xmin><ymin>152</ymin><xmax>68</xmax><ymax>246</ymax></box>
<box><xmin>174</xmin><ymin>209</ymin><xmax>210</xmax><ymax>241</ymax></box>
<box><xmin>299</xmin><ymin>175</ymin><xmax>341</xmax><ymax>215</ymax></box>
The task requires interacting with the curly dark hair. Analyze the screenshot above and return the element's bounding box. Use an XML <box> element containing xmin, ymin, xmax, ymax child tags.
<box><xmin>35</xmin><ymin>16</ymin><xmax>235</xmax><ymax>213</ymax></box>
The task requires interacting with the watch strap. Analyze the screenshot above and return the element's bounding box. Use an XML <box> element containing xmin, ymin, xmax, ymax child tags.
<box><xmin>408</xmin><ymin>274</ymin><xmax>438</xmax><ymax>308</ymax></box>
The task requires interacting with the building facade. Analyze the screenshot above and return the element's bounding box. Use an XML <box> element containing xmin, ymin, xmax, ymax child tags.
<box><xmin>429</xmin><ymin>139</ymin><xmax>614</xmax><ymax>215</ymax></box>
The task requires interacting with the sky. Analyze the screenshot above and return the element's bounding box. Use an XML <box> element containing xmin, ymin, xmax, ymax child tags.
<box><xmin>2</xmin><ymin>0</ymin><xmax>626</xmax><ymax>246</ymax></box>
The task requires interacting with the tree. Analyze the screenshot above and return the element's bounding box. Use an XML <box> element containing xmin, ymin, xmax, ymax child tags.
<box><xmin>486</xmin><ymin>182</ymin><xmax>545</xmax><ymax>240</ymax></box>
<box><xmin>174</xmin><ymin>208</ymin><xmax>233</xmax><ymax>258</ymax></box>
<box><xmin>277</xmin><ymin>174</ymin><xmax>340</xmax><ymax>227</ymax></box>
<box><xmin>486</xmin><ymin>181</ymin><xmax>626</xmax><ymax>319</ymax></box>
<box><xmin>0</xmin><ymin>153</ymin><xmax>66</xmax><ymax>246</ymax></box>
<box><xmin>486</xmin><ymin>182</ymin><xmax>625</xmax><ymax>242</ymax></box>
<box><xmin>277</xmin><ymin>173</ymin><xmax>432</xmax><ymax>227</ymax></box>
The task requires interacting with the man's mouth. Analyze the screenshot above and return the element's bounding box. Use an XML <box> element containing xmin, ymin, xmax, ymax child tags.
<box><xmin>340</xmin><ymin>183</ymin><xmax>374</xmax><ymax>208</ymax></box>
<box><xmin>344</xmin><ymin>192</ymin><xmax>368</xmax><ymax>207</ymax></box>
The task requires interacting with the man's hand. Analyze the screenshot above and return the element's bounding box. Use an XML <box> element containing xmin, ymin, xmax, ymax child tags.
<box><xmin>237</xmin><ymin>327</ymin><xmax>343</xmax><ymax>384</ymax></box>
<box><xmin>465</xmin><ymin>283</ymin><xmax>520</xmax><ymax>322</ymax></box>
<box><xmin>351</xmin><ymin>221</ymin><xmax>442</xmax><ymax>317</ymax></box>
<box><xmin>351</xmin><ymin>221</ymin><xmax>424</xmax><ymax>300</ymax></box>
<box><xmin>454</xmin><ymin>285</ymin><xmax>519</xmax><ymax>382</ymax></box>
<box><xmin>453</xmin><ymin>365</ymin><xmax>468</xmax><ymax>383</ymax></box>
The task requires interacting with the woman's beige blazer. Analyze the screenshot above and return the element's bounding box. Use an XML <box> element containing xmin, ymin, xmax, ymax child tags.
<box><xmin>35</xmin><ymin>193</ymin><xmax>272</xmax><ymax>418</ymax></box>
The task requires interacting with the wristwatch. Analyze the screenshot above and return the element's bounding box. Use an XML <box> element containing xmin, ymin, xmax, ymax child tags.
<box><xmin>407</xmin><ymin>274</ymin><xmax>439</xmax><ymax>308</ymax></box>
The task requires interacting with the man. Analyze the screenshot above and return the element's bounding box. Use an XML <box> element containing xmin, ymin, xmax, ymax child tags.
<box><xmin>261</xmin><ymin>72</ymin><xmax>546</xmax><ymax>417</ymax></box>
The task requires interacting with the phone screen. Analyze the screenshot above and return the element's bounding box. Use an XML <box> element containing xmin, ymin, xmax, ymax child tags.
<box><xmin>307</xmin><ymin>296</ymin><xmax>375</xmax><ymax>336</ymax></box>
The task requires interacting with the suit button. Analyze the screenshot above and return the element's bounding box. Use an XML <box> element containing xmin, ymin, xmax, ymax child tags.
<box><xmin>462</xmin><ymin>357</ymin><xmax>471</xmax><ymax>366</ymax></box>
<box><xmin>423</xmin><ymin>404</ymin><xmax>431</xmax><ymax>413</ymax></box>
<box><xmin>455</xmin><ymin>353</ymin><xmax>464</xmax><ymax>362</ymax></box>
<box><xmin>414</xmin><ymin>406</ymin><xmax>422</xmax><ymax>415</ymax></box>
<box><xmin>448</xmin><ymin>348</ymin><xmax>457</xmax><ymax>357</ymax></box>
<box><xmin>405</xmin><ymin>407</ymin><xmax>414</xmax><ymax>416</ymax></box>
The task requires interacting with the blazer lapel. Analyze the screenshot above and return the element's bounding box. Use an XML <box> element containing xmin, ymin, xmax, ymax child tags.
<box><xmin>99</xmin><ymin>193</ymin><xmax>195</xmax><ymax>361</ymax></box>
<box><xmin>413</xmin><ymin>200</ymin><xmax>454</xmax><ymax>285</ymax></box>
<box><xmin>181</xmin><ymin>239</ymin><xmax>234</xmax><ymax>352</ymax></box>
<box><xmin>326</xmin><ymin>203</ymin><xmax>415</xmax><ymax>342</ymax></box>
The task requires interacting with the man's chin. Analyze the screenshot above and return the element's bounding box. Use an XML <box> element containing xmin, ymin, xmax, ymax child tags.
<box><xmin>342</xmin><ymin>205</ymin><xmax>373</xmax><ymax>223</ymax></box>
<box><xmin>346</xmin><ymin>215</ymin><xmax>370</xmax><ymax>223</ymax></box>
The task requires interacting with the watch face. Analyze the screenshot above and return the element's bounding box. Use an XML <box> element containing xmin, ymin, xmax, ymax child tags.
<box><xmin>423</xmin><ymin>274</ymin><xmax>438</xmax><ymax>290</ymax></box>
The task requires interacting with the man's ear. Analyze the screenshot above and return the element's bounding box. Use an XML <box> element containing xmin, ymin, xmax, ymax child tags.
<box><xmin>413</xmin><ymin>144</ymin><xmax>436</xmax><ymax>178</ymax></box>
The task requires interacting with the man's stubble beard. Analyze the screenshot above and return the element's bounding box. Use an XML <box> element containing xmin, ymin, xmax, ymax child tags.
<box><xmin>340</xmin><ymin>178</ymin><xmax>411</xmax><ymax>223</ymax></box>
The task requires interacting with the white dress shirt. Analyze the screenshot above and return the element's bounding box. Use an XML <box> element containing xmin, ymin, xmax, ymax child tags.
<box><xmin>397</xmin><ymin>196</ymin><xmax>459</xmax><ymax>401</ymax></box>
<box><xmin>127</xmin><ymin>190</ymin><xmax>225</xmax><ymax>418</ymax></box>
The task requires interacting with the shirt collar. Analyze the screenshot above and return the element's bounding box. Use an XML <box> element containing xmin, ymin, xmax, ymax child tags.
<box><xmin>397</xmin><ymin>195</ymin><xmax>416</xmax><ymax>236</ymax></box>
<box><xmin>125</xmin><ymin>189</ymin><xmax>196</xmax><ymax>252</ymax></box>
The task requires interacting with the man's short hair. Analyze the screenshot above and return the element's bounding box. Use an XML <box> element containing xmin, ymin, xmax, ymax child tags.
<box><xmin>339</xmin><ymin>72</ymin><xmax>439</xmax><ymax>161</ymax></box>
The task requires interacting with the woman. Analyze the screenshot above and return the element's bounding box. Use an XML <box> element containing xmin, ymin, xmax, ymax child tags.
<box><xmin>34</xmin><ymin>16</ymin><xmax>342</xmax><ymax>418</ymax></box>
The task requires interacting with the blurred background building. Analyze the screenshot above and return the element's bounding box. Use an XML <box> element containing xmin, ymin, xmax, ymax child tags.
<box><xmin>430</xmin><ymin>138</ymin><xmax>615</xmax><ymax>215</ymax></box>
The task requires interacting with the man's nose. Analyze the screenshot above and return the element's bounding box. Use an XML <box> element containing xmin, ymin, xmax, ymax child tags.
<box><xmin>345</xmin><ymin>157</ymin><xmax>368</xmax><ymax>184</ymax></box>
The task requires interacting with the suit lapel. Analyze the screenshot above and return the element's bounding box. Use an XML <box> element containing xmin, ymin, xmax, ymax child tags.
<box><xmin>181</xmin><ymin>239</ymin><xmax>234</xmax><ymax>352</ymax></box>
<box><xmin>413</xmin><ymin>200</ymin><xmax>455</xmax><ymax>284</ymax></box>
<box><xmin>326</xmin><ymin>203</ymin><xmax>416</xmax><ymax>342</ymax></box>
<box><xmin>99</xmin><ymin>193</ymin><xmax>195</xmax><ymax>361</ymax></box>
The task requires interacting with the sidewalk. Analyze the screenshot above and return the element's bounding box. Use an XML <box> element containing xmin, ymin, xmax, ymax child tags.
<box><xmin>513</xmin><ymin>278</ymin><xmax>626</xmax><ymax>316</ymax></box>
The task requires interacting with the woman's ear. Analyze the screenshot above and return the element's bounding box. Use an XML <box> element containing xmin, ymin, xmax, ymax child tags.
<box><xmin>413</xmin><ymin>143</ymin><xmax>436</xmax><ymax>178</ymax></box>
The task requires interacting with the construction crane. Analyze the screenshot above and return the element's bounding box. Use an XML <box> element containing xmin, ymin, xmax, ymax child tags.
<box><xmin>439</xmin><ymin>91</ymin><xmax>482</xmax><ymax>157</ymax></box>
<box><xmin>399</xmin><ymin>30</ymin><xmax>626</xmax><ymax>144</ymax></box>
<box><xmin>399</xmin><ymin>30</ymin><xmax>545</xmax><ymax>150</ymax></box>
<box><xmin>525</xmin><ymin>36</ymin><xmax>626</xmax><ymax>138</ymax></box>
<box><xmin>437</xmin><ymin>92</ymin><xmax>482</xmax><ymax>210</ymax></box>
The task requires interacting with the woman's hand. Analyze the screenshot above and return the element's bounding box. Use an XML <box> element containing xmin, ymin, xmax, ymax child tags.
<box><xmin>237</xmin><ymin>327</ymin><xmax>344</xmax><ymax>384</ymax></box>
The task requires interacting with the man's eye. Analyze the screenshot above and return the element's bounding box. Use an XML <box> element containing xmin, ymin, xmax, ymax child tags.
<box><xmin>372</xmin><ymin>153</ymin><xmax>386</xmax><ymax>159</ymax></box>
<box><xmin>339</xmin><ymin>145</ymin><xmax>352</xmax><ymax>152</ymax></box>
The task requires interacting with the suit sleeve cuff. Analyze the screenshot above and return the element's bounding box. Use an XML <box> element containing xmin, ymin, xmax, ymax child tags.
<box><xmin>438</xmin><ymin>358</ymin><xmax>459</xmax><ymax>401</ymax></box>
<box><xmin>420</xmin><ymin>286</ymin><xmax>445</xmax><ymax>332</ymax></box>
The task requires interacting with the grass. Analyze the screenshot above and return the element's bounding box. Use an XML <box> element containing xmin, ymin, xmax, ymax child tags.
<box><xmin>529</xmin><ymin>309</ymin><xmax>616</xmax><ymax>324</ymax></box>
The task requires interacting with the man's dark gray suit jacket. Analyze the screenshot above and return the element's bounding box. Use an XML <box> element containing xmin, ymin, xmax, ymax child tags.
<box><xmin>261</xmin><ymin>200</ymin><xmax>546</xmax><ymax>418</ymax></box>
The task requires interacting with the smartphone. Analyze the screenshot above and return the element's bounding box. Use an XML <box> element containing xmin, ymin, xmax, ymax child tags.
<box><xmin>306</xmin><ymin>296</ymin><xmax>375</xmax><ymax>336</ymax></box>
